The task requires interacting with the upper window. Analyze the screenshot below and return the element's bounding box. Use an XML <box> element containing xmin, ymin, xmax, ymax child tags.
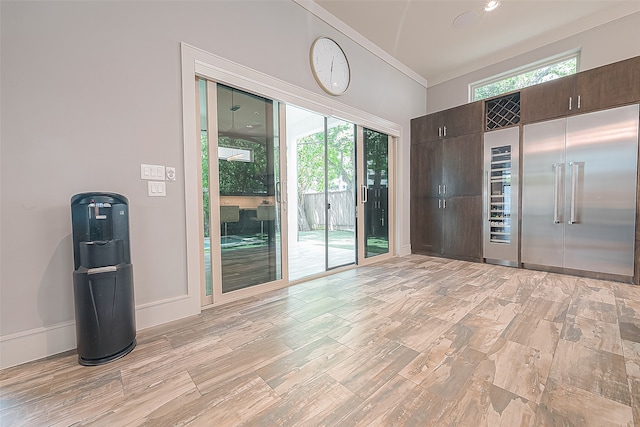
<box><xmin>471</xmin><ymin>53</ymin><xmax>579</xmax><ymax>102</ymax></box>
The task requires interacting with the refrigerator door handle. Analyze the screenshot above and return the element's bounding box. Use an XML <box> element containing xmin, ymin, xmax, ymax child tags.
<box><xmin>568</xmin><ymin>162</ymin><xmax>578</xmax><ymax>224</ymax></box>
<box><xmin>486</xmin><ymin>170</ymin><xmax>491</xmax><ymax>222</ymax></box>
<box><xmin>553</xmin><ymin>163</ymin><xmax>562</xmax><ymax>224</ymax></box>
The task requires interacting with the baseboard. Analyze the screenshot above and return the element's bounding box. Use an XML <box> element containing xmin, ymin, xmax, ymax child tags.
<box><xmin>135</xmin><ymin>294</ymin><xmax>199</xmax><ymax>330</ymax></box>
<box><xmin>0</xmin><ymin>321</ymin><xmax>76</xmax><ymax>370</ymax></box>
<box><xmin>399</xmin><ymin>244</ymin><xmax>412</xmax><ymax>257</ymax></box>
<box><xmin>0</xmin><ymin>294</ymin><xmax>200</xmax><ymax>370</ymax></box>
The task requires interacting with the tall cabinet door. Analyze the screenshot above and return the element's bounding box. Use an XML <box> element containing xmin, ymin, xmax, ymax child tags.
<box><xmin>521</xmin><ymin>118</ymin><xmax>567</xmax><ymax>268</ymax></box>
<box><xmin>443</xmin><ymin>133</ymin><xmax>482</xmax><ymax>197</ymax></box>
<box><xmin>410</xmin><ymin>197</ymin><xmax>443</xmax><ymax>255</ymax></box>
<box><xmin>563</xmin><ymin>104</ymin><xmax>639</xmax><ymax>276</ymax></box>
<box><xmin>410</xmin><ymin>139</ymin><xmax>444</xmax><ymax>255</ymax></box>
<box><xmin>411</xmin><ymin>140</ymin><xmax>443</xmax><ymax>198</ymax></box>
<box><xmin>443</xmin><ymin>196</ymin><xmax>481</xmax><ymax>259</ymax></box>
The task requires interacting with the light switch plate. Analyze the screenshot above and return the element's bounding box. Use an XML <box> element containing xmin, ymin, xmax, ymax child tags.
<box><xmin>141</xmin><ymin>164</ymin><xmax>165</xmax><ymax>180</ymax></box>
<box><xmin>148</xmin><ymin>181</ymin><xmax>166</xmax><ymax>197</ymax></box>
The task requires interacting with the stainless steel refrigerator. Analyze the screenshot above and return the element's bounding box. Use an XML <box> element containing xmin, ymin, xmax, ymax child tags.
<box><xmin>521</xmin><ymin>104</ymin><xmax>639</xmax><ymax>278</ymax></box>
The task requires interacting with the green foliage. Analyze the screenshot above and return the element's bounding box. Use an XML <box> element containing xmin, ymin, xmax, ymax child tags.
<box><xmin>364</xmin><ymin>128</ymin><xmax>388</xmax><ymax>188</ymax></box>
<box><xmin>296</xmin><ymin>123</ymin><xmax>355</xmax><ymax>195</ymax></box>
<box><xmin>474</xmin><ymin>57</ymin><xmax>577</xmax><ymax>101</ymax></box>
<box><xmin>217</xmin><ymin>136</ymin><xmax>269</xmax><ymax>195</ymax></box>
<box><xmin>201</xmin><ymin>131</ymin><xmax>210</xmax><ymax>238</ymax></box>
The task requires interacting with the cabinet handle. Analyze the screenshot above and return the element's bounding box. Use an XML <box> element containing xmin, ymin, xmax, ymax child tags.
<box><xmin>577</xmin><ymin>95</ymin><xmax>581</xmax><ymax>109</ymax></box>
<box><xmin>439</xmin><ymin>199</ymin><xmax>442</xmax><ymax>209</ymax></box>
<box><xmin>438</xmin><ymin>184</ymin><xmax>441</xmax><ymax>195</ymax></box>
<box><xmin>553</xmin><ymin>163</ymin><xmax>562</xmax><ymax>224</ymax></box>
<box><xmin>438</xmin><ymin>127</ymin><xmax>442</xmax><ymax>138</ymax></box>
<box><xmin>442</xmin><ymin>184</ymin><xmax>446</xmax><ymax>194</ymax></box>
<box><xmin>443</xmin><ymin>126</ymin><xmax>447</xmax><ymax>137</ymax></box>
<box><xmin>569</xmin><ymin>96</ymin><xmax>572</xmax><ymax>111</ymax></box>
<box><xmin>486</xmin><ymin>170</ymin><xmax>491</xmax><ymax>222</ymax></box>
<box><xmin>569</xmin><ymin>162</ymin><xmax>579</xmax><ymax>224</ymax></box>
<box><xmin>443</xmin><ymin>199</ymin><xmax>446</xmax><ymax>209</ymax></box>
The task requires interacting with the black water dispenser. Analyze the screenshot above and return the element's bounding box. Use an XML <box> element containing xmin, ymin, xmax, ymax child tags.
<box><xmin>71</xmin><ymin>192</ymin><xmax>136</xmax><ymax>365</ymax></box>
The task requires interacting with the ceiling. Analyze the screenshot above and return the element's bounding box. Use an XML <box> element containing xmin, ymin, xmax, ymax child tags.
<box><xmin>314</xmin><ymin>0</ymin><xmax>640</xmax><ymax>87</ymax></box>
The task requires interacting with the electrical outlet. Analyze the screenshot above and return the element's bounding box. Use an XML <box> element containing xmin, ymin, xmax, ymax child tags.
<box><xmin>166</xmin><ymin>167</ymin><xmax>176</xmax><ymax>181</ymax></box>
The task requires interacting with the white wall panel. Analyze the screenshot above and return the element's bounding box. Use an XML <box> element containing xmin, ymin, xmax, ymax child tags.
<box><xmin>0</xmin><ymin>0</ymin><xmax>425</xmax><ymax>367</ymax></box>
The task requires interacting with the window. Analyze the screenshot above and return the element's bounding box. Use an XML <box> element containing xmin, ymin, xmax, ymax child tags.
<box><xmin>471</xmin><ymin>53</ymin><xmax>579</xmax><ymax>101</ymax></box>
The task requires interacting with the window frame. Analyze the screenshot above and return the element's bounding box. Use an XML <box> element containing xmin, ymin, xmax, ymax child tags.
<box><xmin>469</xmin><ymin>51</ymin><xmax>581</xmax><ymax>102</ymax></box>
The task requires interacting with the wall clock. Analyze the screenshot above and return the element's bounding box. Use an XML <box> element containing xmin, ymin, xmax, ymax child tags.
<box><xmin>310</xmin><ymin>37</ymin><xmax>351</xmax><ymax>96</ymax></box>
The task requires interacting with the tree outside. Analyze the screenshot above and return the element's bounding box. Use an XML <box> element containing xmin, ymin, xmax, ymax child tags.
<box><xmin>296</xmin><ymin>122</ymin><xmax>355</xmax><ymax>231</ymax></box>
<box><xmin>474</xmin><ymin>57</ymin><xmax>577</xmax><ymax>101</ymax></box>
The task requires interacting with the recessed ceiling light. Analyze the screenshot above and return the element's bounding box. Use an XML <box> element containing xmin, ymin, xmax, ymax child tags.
<box><xmin>485</xmin><ymin>0</ymin><xmax>500</xmax><ymax>12</ymax></box>
<box><xmin>453</xmin><ymin>11</ymin><xmax>478</xmax><ymax>28</ymax></box>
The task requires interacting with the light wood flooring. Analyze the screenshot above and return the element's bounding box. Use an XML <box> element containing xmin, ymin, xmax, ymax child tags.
<box><xmin>2</xmin><ymin>255</ymin><xmax>640</xmax><ymax>426</ymax></box>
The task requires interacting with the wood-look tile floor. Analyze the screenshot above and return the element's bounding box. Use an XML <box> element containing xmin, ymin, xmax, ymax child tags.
<box><xmin>2</xmin><ymin>255</ymin><xmax>640</xmax><ymax>426</ymax></box>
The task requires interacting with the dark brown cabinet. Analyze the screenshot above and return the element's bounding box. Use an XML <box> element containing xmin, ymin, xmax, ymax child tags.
<box><xmin>412</xmin><ymin>132</ymin><xmax>482</xmax><ymax>197</ymax></box>
<box><xmin>410</xmin><ymin>140</ymin><xmax>442</xmax><ymax>198</ymax></box>
<box><xmin>441</xmin><ymin>102</ymin><xmax>483</xmax><ymax>138</ymax></box>
<box><xmin>443</xmin><ymin>196</ymin><xmax>482</xmax><ymax>260</ymax></box>
<box><xmin>412</xmin><ymin>101</ymin><xmax>482</xmax><ymax>141</ymax></box>
<box><xmin>443</xmin><ymin>133</ymin><xmax>482</xmax><ymax>197</ymax></box>
<box><xmin>410</xmin><ymin>197</ymin><xmax>443</xmax><ymax>255</ymax></box>
<box><xmin>522</xmin><ymin>55</ymin><xmax>640</xmax><ymax>124</ymax></box>
<box><xmin>410</xmin><ymin>103</ymin><xmax>483</xmax><ymax>261</ymax></box>
<box><xmin>520</xmin><ymin>75</ymin><xmax>576</xmax><ymax>123</ymax></box>
<box><xmin>411</xmin><ymin>112</ymin><xmax>443</xmax><ymax>143</ymax></box>
<box><xmin>575</xmin><ymin>56</ymin><xmax>640</xmax><ymax>113</ymax></box>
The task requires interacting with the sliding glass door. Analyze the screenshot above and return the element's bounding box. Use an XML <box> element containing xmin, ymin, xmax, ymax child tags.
<box><xmin>286</xmin><ymin>105</ymin><xmax>356</xmax><ymax>281</ymax></box>
<box><xmin>197</xmin><ymin>79</ymin><xmax>393</xmax><ymax>304</ymax></box>
<box><xmin>200</xmin><ymin>80</ymin><xmax>284</xmax><ymax>302</ymax></box>
<box><xmin>361</xmin><ymin>128</ymin><xmax>390</xmax><ymax>258</ymax></box>
<box><xmin>326</xmin><ymin>117</ymin><xmax>357</xmax><ymax>269</ymax></box>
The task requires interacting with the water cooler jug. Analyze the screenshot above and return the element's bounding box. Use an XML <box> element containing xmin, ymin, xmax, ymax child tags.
<box><xmin>71</xmin><ymin>192</ymin><xmax>136</xmax><ymax>366</ymax></box>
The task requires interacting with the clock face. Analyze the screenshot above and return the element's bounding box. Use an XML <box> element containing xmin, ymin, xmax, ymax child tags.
<box><xmin>310</xmin><ymin>37</ymin><xmax>350</xmax><ymax>96</ymax></box>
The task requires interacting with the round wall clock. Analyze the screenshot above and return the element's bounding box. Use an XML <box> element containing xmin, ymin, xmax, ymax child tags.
<box><xmin>309</xmin><ymin>37</ymin><xmax>351</xmax><ymax>96</ymax></box>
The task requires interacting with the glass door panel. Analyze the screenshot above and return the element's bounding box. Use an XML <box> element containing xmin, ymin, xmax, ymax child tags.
<box><xmin>489</xmin><ymin>145</ymin><xmax>512</xmax><ymax>244</ymax></box>
<box><xmin>326</xmin><ymin>117</ymin><xmax>356</xmax><ymax>269</ymax></box>
<box><xmin>198</xmin><ymin>79</ymin><xmax>213</xmax><ymax>300</ymax></box>
<box><xmin>286</xmin><ymin>105</ymin><xmax>326</xmax><ymax>280</ymax></box>
<box><xmin>286</xmin><ymin>105</ymin><xmax>356</xmax><ymax>280</ymax></box>
<box><xmin>362</xmin><ymin>128</ymin><xmax>390</xmax><ymax>258</ymax></box>
<box><xmin>215</xmin><ymin>84</ymin><xmax>282</xmax><ymax>293</ymax></box>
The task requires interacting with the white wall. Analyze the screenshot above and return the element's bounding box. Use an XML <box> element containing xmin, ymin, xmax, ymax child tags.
<box><xmin>427</xmin><ymin>12</ymin><xmax>640</xmax><ymax>113</ymax></box>
<box><xmin>0</xmin><ymin>1</ymin><xmax>426</xmax><ymax>368</ymax></box>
